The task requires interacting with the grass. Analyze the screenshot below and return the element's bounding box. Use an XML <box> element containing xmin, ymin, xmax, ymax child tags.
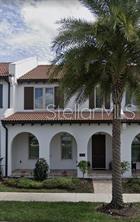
<box><xmin>0</xmin><ymin>202</ymin><xmax>139</xmax><ymax>222</ymax></box>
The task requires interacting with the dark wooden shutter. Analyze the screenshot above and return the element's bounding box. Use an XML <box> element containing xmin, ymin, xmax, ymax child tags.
<box><xmin>24</xmin><ymin>87</ymin><xmax>34</xmax><ymax>110</ymax></box>
<box><xmin>55</xmin><ymin>86</ymin><xmax>64</xmax><ymax>109</ymax></box>
<box><xmin>0</xmin><ymin>84</ymin><xmax>3</xmax><ymax>108</ymax></box>
<box><xmin>89</xmin><ymin>90</ymin><xmax>95</xmax><ymax>109</ymax></box>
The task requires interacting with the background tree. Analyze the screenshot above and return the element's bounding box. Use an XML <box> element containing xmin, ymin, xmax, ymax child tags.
<box><xmin>50</xmin><ymin>0</ymin><xmax>140</xmax><ymax>209</ymax></box>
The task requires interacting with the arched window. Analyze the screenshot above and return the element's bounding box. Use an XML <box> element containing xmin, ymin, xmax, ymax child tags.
<box><xmin>29</xmin><ymin>134</ymin><xmax>39</xmax><ymax>159</ymax></box>
<box><xmin>61</xmin><ymin>133</ymin><xmax>73</xmax><ymax>160</ymax></box>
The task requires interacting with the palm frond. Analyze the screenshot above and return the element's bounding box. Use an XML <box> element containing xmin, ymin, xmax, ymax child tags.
<box><xmin>79</xmin><ymin>0</ymin><xmax>110</xmax><ymax>17</ymax></box>
<box><xmin>52</xmin><ymin>18</ymin><xmax>95</xmax><ymax>53</ymax></box>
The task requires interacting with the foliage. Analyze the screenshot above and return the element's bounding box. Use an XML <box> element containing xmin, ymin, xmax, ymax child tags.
<box><xmin>51</xmin><ymin>1</ymin><xmax>140</xmax><ymax>105</ymax></box>
<box><xmin>42</xmin><ymin>177</ymin><xmax>74</xmax><ymax>189</ymax></box>
<box><xmin>34</xmin><ymin>158</ymin><xmax>49</xmax><ymax>181</ymax></box>
<box><xmin>121</xmin><ymin>161</ymin><xmax>130</xmax><ymax>175</ymax></box>
<box><xmin>4</xmin><ymin>178</ymin><xmax>43</xmax><ymax>189</ymax></box>
<box><xmin>3</xmin><ymin>178</ymin><xmax>17</xmax><ymax>187</ymax></box>
<box><xmin>123</xmin><ymin>178</ymin><xmax>140</xmax><ymax>193</ymax></box>
<box><xmin>77</xmin><ymin>160</ymin><xmax>90</xmax><ymax>178</ymax></box>
<box><xmin>2</xmin><ymin>177</ymin><xmax>93</xmax><ymax>192</ymax></box>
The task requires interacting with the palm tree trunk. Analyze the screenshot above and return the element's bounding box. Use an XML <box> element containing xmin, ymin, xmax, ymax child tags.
<box><xmin>111</xmin><ymin>101</ymin><xmax>124</xmax><ymax>208</ymax></box>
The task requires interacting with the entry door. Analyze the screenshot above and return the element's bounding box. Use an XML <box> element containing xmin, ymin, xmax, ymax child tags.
<box><xmin>92</xmin><ymin>135</ymin><xmax>106</xmax><ymax>169</ymax></box>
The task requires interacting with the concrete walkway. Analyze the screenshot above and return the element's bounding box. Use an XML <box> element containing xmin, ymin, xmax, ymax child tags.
<box><xmin>93</xmin><ymin>180</ymin><xmax>112</xmax><ymax>194</ymax></box>
<box><xmin>0</xmin><ymin>192</ymin><xmax>139</xmax><ymax>203</ymax></box>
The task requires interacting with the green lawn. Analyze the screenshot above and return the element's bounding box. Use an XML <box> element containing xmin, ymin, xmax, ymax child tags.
<box><xmin>0</xmin><ymin>202</ymin><xmax>139</xmax><ymax>222</ymax></box>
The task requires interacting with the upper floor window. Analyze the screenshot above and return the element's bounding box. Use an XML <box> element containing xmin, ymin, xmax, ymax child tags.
<box><xmin>0</xmin><ymin>84</ymin><xmax>3</xmax><ymax>108</ymax></box>
<box><xmin>34</xmin><ymin>87</ymin><xmax>54</xmax><ymax>109</ymax></box>
<box><xmin>24</xmin><ymin>86</ymin><xmax>64</xmax><ymax>110</ymax></box>
<box><xmin>45</xmin><ymin>88</ymin><xmax>54</xmax><ymax>108</ymax></box>
<box><xmin>89</xmin><ymin>86</ymin><xmax>110</xmax><ymax>109</ymax></box>
<box><xmin>35</xmin><ymin>88</ymin><xmax>43</xmax><ymax>109</ymax></box>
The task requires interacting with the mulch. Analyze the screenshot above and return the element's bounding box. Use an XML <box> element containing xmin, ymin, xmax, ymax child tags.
<box><xmin>97</xmin><ymin>203</ymin><xmax>140</xmax><ymax>218</ymax></box>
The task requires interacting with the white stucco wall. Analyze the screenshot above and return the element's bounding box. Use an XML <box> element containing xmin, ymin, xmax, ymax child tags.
<box><xmin>12</xmin><ymin>133</ymin><xmax>37</xmax><ymax>171</ymax></box>
<box><xmin>0</xmin><ymin>80</ymin><xmax>8</xmax><ymax>116</ymax></box>
<box><xmin>9</xmin><ymin>57</ymin><xmax>38</xmax><ymax>79</ymax></box>
<box><xmin>7</xmin><ymin>123</ymin><xmax>112</xmax><ymax>176</ymax></box>
<box><xmin>50</xmin><ymin>133</ymin><xmax>77</xmax><ymax>170</ymax></box>
<box><xmin>13</xmin><ymin>83</ymin><xmax>128</xmax><ymax>112</ymax></box>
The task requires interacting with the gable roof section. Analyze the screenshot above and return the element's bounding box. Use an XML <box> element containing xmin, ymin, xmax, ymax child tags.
<box><xmin>18</xmin><ymin>65</ymin><xmax>62</xmax><ymax>83</ymax></box>
<box><xmin>0</xmin><ymin>63</ymin><xmax>10</xmax><ymax>79</ymax></box>
<box><xmin>2</xmin><ymin>111</ymin><xmax>139</xmax><ymax>124</ymax></box>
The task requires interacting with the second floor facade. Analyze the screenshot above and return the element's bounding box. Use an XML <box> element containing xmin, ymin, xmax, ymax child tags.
<box><xmin>0</xmin><ymin>57</ymin><xmax>138</xmax><ymax>117</ymax></box>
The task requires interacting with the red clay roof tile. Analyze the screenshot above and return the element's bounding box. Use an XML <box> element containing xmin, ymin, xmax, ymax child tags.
<box><xmin>0</xmin><ymin>63</ymin><xmax>10</xmax><ymax>77</ymax></box>
<box><xmin>18</xmin><ymin>65</ymin><xmax>62</xmax><ymax>82</ymax></box>
<box><xmin>2</xmin><ymin>111</ymin><xmax>139</xmax><ymax>124</ymax></box>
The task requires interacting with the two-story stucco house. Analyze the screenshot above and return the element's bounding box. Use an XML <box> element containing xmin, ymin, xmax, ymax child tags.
<box><xmin>0</xmin><ymin>57</ymin><xmax>140</xmax><ymax>178</ymax></box>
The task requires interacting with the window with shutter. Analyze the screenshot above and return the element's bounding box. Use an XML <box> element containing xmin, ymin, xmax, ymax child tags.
<box><xmin>24</xmin><ymin>87</ymin><xmax>34</xmax><ymax>110</ymax></box>
<box><xmin>89</xmin><ymin>90</ymin><xmax>95</xmax><ymax>109</ymax></box>
<box><xmin>55</xmin><ymin>86</ymin><xmax>64</xmax><ymax>109</ymax></box>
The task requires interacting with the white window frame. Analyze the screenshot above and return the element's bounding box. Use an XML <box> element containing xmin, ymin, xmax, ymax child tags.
<box><xmin>34</xmin><ymin>86</ymin><xmax>54</xmax><ymax>110</ymax></box>
<box><xmin>45</xmin><ymin>87</ymin><xmax>55</xmax><ymax>110</ymax></box>
<box><xmin>61</xmin><ymin>134</ymin><xmax>73</xmax><ymax>160</ymax></box>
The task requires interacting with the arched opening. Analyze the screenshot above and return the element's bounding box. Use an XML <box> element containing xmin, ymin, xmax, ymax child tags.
<box><xmin>50</xmin><ymin>132</ymin><xmax>77</xmax><ymax>176</ymax></box>
<box><xmin>88</xmin><ymin>132</ymin><xmax>112</xmax><ymax>170</ymax></box>
<box><xmin>12</xmin><ymin>132</ymin><xmax>39</xmax><ymax>176</ymax></box>
<box><xmin>131</xmin><ymin>134</ymin><xmax>140</xmax><ymax>172</ymax></box>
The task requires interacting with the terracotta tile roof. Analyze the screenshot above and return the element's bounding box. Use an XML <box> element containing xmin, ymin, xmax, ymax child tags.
<box><xmin>18</xmin><ymin>65</ymin><xmax>62</xmax><ymax>82</ymax></box>
<box><xmin>2</xmin><ymin>111</ymin><xmax>140</xmax><ymax>124</ymax></box>
<box><xmin>0</xmin><ymin>63</ymin><xmax>10</xmax><ymax>77</ymax></box>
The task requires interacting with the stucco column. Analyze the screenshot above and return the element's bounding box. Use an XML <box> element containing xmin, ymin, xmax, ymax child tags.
<box><xmin>38</xmin><ymin>132</ymin><xmax>51</xmax><ymax>173</ymax></box>
<box><xmin>76</xmin><ymin>137</ymin><xmax>89</xmax><ymax>178</ymax></box>
<box><xmin>121</xmin><ymin>125</ymin><xmax>132</xmax><ymax>178</ymax></box>
<box><xmin>8</xmin><ymin>136</ymin><xmax>12</xmax><ymax>176</ymax></box>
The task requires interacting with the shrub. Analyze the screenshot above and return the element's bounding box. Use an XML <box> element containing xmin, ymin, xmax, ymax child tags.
<box><xmin>43</xmin><ymin>177</ymin><xmax>74</xmax><ymax>190</ymax></box>
<box><xmin>77</xmin><ymin>160</ymin><xmax>90</xmax><ymax>178</ymax></box>
<box><xmin>3</xmin><ymin>178</ymin><xmax>17</xmax><ymax>187</ymax></box>
<box><xmin>34</xmin><ymin>158</ymin><xmax>49</xmax><ymax>181</ymax></box>
<box><xmin>3</xmin><ymin>177</ymin><xmax>93</xmax><ymax>192</ymax></box>
<box><xmin>121</xmin><ymin>161</ymin><xmax>130</xmax><ymax>175</ymax></box>
<box><xmin>16</xmin><ymin>178</ymin><xmax>43</xmax><ymax>189</ymax></box>
<box><xmin>123</xmin><ymin>178</ymin><xmax>140</xmax><ymax>193</ymax></box>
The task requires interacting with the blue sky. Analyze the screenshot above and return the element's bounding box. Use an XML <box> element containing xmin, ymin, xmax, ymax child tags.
<box><xmin>0</xmin><ymin>0</ymin><xmax>94</xmax><ymax>63</ymax></box>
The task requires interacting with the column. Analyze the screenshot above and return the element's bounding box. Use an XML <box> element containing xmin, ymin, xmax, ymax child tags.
<box><xmin>76</xmin><ymin>137</ymin><xmax>89</xmax><ymax>178</ymax></box>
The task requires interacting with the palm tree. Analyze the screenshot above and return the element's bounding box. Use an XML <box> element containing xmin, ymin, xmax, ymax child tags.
<box><xmin>50</xmin><ymin>0</ymin><xmax>140</xmax><ymax>208</ymax></box>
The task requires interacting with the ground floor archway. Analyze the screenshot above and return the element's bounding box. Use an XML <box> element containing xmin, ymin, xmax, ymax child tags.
<box><xmin>50</xmin><ymin>132</ymin><xmax>77</xmax><ymax>176</ymax></box>
<box><xmin>88</xmin><ymin>132</ymin><xmax>112</xmax><ymax>170</ymax></box>
<box><xmin>12</xmin><ymin>132</ymin><xmax>39</xmax><ymax>176</ymax></box>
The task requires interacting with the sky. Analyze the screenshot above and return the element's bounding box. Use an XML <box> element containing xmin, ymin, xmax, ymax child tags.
<box><xmin>0</xmin><ymin>0</ymin><xmax>95</xmax><ymax>63</ymax></box>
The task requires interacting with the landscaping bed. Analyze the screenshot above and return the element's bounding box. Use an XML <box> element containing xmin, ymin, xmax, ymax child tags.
<box><xmin>123</xmin><ymin>178</ymin><xmax>140</xmax><ymax>193</ymax></box>
<box><xmin>0</xmin><ymin>177</ymin><xmax>93</xmax><ymax>193</ymax></box>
